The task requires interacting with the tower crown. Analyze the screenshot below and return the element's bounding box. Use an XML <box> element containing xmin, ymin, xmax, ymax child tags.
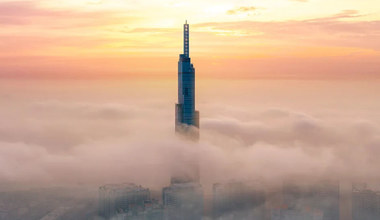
<box><xmin>184</xmin><ymin>21</ymin><xmax>189</xmax><ymax>57</ymax></box>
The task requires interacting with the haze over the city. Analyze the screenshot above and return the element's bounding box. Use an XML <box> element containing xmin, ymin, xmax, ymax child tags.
<box><xmin>0</xmin><ymin>0</ymin><xmax>380</xmax><ymax>220</ymax></box>
<box><xmin>1</xmin><ymin>79</ymin><xmax>380</xmax><ymax>187</ymax></box>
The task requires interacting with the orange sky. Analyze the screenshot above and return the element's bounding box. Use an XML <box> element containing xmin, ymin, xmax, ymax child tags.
<box><xmin>0</xmin><ymin>0</ymin><xmax>379</xmax><ymax>79</ymax></box>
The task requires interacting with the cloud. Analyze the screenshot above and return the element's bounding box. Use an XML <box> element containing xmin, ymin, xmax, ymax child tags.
<box><xmin>195</xmin><ymin>10</ymin><xmax>380</xmax><ymax>51</ymax></box>
<box><xmin>199</xmin><ymin>109</ymin><xmax>380</xmax><ymax>183</ymax></box>
<box><xmin>227</xmin><ymin>6</ymin><xmax>257</xmax><ymax>15</ymax></box>
<box><xmin>0</xmin><ymin>80</ymin><xmax>379</xmax><ymax>188</ymax></box>
<box><xmin>0</xmin><ymin>6</ymin><xmax>379</xmax><ymax>80</ymax></box>
<box><xmin>306</xmin><ymin>10</ymin><xmax>362</xmax><ymax>22</ymax></box>
<box><xmin>127</xmin><ymin>27</ymin><xmax>177</xmax><ymax>33</ymax></box>
<box><xmin>0</xmin><ymin>1</ymin><xmax>135</xmax><ymax>27</ymax></box>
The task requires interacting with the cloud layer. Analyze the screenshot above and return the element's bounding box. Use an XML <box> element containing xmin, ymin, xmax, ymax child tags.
<box><xmin>0</xmin><ymin>79</ymin><xmax>379</xmax><ymax>190</ymax></box>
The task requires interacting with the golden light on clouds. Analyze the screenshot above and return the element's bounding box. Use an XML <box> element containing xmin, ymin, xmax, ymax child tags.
<box><xmin>0</xmin><ymin>0</ymin><xmax>379</xmax><ymax>79</ymax></box>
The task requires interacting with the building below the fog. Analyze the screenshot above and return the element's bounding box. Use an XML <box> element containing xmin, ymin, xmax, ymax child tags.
<box><xmin>162</xmin><ymin>182</ymin><xmax>203</xmax><ymax>220</ymax></box>
<box><xmin>98</xmin><ymin>183</ymin><xmax>151</xmax><ymax>219</ymax></box>
<box><xmin>352</xmin><ymin>184</ymin><xmax>380</xmax><ymax>220</ymax></box>
<box><xmin>109</xmin><ymin>202</ymin><xmax>164</xmax><ymax>220</ymax></box>
<box><xmin>271</xmin><ymin>209</ymin><xmax>323</xmax><ymax>220</ymax></box>
<box><xmin>212</xmin><ymin>181</ymin><xmax>266</xmax><ymax>219</ymax></box>
<box><xmin>281</xmin><ymin>181</ymin><xmax>340</xmax><ymax>220</ymax></box>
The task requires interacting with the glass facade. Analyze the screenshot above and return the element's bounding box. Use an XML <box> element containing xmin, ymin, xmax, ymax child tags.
<box><xmin>175</xmin><ymin>22</ymin><xmax>199</xmax><ymax>133</ymax></box>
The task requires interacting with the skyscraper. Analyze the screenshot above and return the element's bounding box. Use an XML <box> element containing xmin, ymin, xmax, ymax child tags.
<box><xmin>175</xmin><ymin>21</ymin><xmax>199</xmax><ymax>137</ymax></box>
<box><xmin>171</xmin><ymin>21</ymin><xmax>200</xmax><ymax>184</ymax></box>
<box><xmin>163</xmin><ymin>22</ymin><xmax>204</xmax><ymax>220</ymax></box>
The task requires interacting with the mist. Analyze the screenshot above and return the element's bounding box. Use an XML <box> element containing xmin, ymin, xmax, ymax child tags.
<box><xmin>0</xmin><ymin>78</ymin><xmax>379</xmax><ymax>190</ymax></box>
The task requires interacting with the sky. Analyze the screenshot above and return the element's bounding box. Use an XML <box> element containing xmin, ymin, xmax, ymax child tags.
<box><xmin>0</xmin><ymin>0</ymin><xmax>379</xmax><ymax>79</ymax></box>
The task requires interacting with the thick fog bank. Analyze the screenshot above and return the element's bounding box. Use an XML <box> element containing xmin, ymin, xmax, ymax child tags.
<box><xmin>0</xmin><ymin>79</ymin><xmax>379</xmax><ymax>189</ymax></box>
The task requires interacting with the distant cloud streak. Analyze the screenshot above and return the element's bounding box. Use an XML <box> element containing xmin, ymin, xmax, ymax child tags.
<box><xmin>227</xmin><ymin>6</ymin><xmax>258</xmax><ymax>15</ymax></box>
<box><xmin>195</xmin><ymin>10</ymin><xmax>380</xmax><ymax>51</ymax></box>
<box><xmin>0</xmin><ymin>1</ymin><xmax>135</xmax><ymax>27</ymax></box>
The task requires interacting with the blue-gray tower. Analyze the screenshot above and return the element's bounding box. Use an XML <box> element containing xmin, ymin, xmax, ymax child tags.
<box><xmin>175</xmin><ymin>21</ymin><xmax>199</xmax><ymax>137</ymax></box>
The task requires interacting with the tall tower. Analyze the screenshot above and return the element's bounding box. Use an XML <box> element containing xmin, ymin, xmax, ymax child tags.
<box><xmin>164</xmin><ymin>23</ymin><xmax>203</xmax><ymax>220</ymax></box>
<box><xmin>172</xmin><ymin>21</ymin><xmax>200</xmax><ymax>184</ymax></box>
<box><xmin>175</xmin><ymin>21</ymin><xmax>199</xmax><ymax>137</ymax></box>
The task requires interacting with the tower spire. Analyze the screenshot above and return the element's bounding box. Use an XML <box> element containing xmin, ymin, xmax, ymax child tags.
<box><xmin>184</xmin><ymin>21</ymin><xmax>189</xmax><ymax>57</ymax></box>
